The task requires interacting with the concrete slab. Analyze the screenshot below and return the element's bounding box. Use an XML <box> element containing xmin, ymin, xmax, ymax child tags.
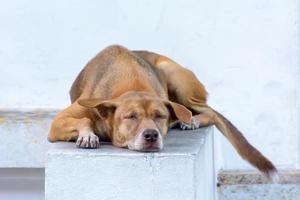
<box><xmin>218</xmin><ymin>184</ymin><xmax>300</xmax><ymax>200</ymax></box>
<box><xmin>0</xmin><ymin>168</ymin><xmax>44</xmax><ymax>200</ymax></box>
<box><xmin>217</xmin><ymin>170</ymin><xmax>300</xmax><ymax>200</ymax></box>
<box><xmin>45</xmin><ymin>128</ymin><xmax>214</xmax><ymax>200</ymax></box>
<box><xmin>0</xmin><ymin>110</ymin><xmax>57</xmax><ymax>167</ymax></box>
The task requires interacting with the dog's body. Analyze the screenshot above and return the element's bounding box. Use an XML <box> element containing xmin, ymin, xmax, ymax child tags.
<box><xmin>48</xmin><ymin>45</ymin><xmax>277</xmax><ymax>180</ymax></box>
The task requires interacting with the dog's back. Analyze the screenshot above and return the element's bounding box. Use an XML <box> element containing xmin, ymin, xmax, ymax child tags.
<box><xmin>70</xmin><ymin>45</ymin><xmax>167</xmax><ymax>103</ymax></box>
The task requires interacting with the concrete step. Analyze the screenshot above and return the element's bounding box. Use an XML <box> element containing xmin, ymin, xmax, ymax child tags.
<box><xmin>217</xmin><ymin>170</ymin><xmax>300</xmax><ymax>200</ymax></box>
<box><xmin>0</xmin><ymin>110</ymin><xmax>57</xmax><ymax>167</ymax></box>
<box><xmin>0</xmin><ymin>168</ymin><xmax>44</xmax><ymax>200</ymax></box>
<box><xmin>0</xmin><ymin>110</ymin><xmax>55</xmax><ymax>200</ymax></box>
<box><xmin>45</xmin><ymin>128</ymin><xmax>215</xmax><ymax>200</ymax></box>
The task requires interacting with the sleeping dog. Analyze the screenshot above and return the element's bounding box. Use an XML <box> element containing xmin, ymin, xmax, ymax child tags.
<box><xmin>48</xmin><ymin>45</ymin><xmax>278</xmax><ymax>180</ymax></box>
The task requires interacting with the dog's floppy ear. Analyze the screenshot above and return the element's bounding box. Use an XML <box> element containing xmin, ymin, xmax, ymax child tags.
<box><xmin>78</xmin><ymin>98</ymin><xmax>120</xmax><ymax>118</ymax></box>
<box><xmin>164</xmin><ymin>101</ymin><xmax>192</xmax><ymax>124</ymax></box>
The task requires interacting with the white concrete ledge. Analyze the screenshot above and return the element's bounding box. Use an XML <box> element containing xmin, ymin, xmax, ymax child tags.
<box><xmin>0</xmin><ymin>110</ymin><xmax>57</xmax><ymax>167</ymax></box>
<box><xmin>45</xmin><ymin>128</ymin><xmax>214</xmax><ymax>200</ymax></box>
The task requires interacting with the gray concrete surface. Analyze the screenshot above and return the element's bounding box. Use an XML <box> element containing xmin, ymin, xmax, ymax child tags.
<box><xmin>218</xmin><ymin>170</ymin><xmax>300</xmax><ymax>200</ymax></box>
<box><xmin>0</xmin><ymin>168</ymin><xmax>44</xmax><ymax>200</ymax></box>
<box><xmin>0</xmin><ymin>110</ymin><xmax>57</xmax><ymax>167</ymax></box>
<box><xmin>218</xmin><ymin>184</ymin><xmax>300</xmax><ymax>200</ymax></box>
<box><xmin>46</xmin><ymin>128</ymin><xmax>214</xmax><ymax>200</ymax></box>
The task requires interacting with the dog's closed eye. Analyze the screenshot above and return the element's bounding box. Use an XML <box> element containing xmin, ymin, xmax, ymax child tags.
<box><xmin>124</xmin><ymin>113</ymin><xmax>138</xmax><ymax>120</ymax></box>
<box><xmin>154</xmin><ymin>112</ymin><xmax>167</xmax><ymax>120</ymax></box>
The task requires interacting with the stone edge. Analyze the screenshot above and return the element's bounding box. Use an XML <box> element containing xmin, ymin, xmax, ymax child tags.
<box><xmin>217</xmin><ymin>170</ymin><xmax>300</xmax><ymax>186</ymax></box>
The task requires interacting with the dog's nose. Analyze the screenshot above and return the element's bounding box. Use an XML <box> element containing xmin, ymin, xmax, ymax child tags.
<box><xmin>143</xmin><ymin>129</ymin><xmax>159</xmax><ymax>143</ymax></box>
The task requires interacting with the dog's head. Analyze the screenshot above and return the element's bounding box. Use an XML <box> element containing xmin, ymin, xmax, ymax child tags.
<box><xmin>78</xmin><ymin>92</ymin><xmax>192</xmax><ymax>152</ymax></box>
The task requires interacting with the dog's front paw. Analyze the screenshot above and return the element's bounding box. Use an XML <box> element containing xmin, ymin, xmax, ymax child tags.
<box><xmin>76</xmin><ymin>132</ymin><xmax>100</xmax><ymax>148</ymax></box>
<box><xmin>180</xmin><ymin>116</ymin><xmax>201</xmax><ymax>130</ymax></box>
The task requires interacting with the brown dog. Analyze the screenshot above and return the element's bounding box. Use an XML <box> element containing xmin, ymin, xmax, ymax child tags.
<box><xmin>48</xmin><ymin>45</ymin><xmax>278</xmax><ymax>180</ymax></box>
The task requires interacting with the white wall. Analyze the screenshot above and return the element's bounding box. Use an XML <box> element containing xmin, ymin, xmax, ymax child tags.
<box><xmin>0</xmin><ymin>0</ymin><xmax>299</xmax><ymax>170</ymax></box>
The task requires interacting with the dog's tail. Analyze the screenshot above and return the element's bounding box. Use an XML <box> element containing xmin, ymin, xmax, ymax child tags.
<box><xmin>193</xmin><ymin>104</ymin><xmax>279</xmax><ymax>182</ymax></box>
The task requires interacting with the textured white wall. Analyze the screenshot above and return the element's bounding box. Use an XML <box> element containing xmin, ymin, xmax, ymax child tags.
<box><xmin>0</xmin><ymin>0</ymin><xmax>299</xmax><ymax>170</ymax></box>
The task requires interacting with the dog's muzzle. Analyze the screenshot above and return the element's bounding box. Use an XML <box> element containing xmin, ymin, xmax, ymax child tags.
<box><xmin>128</xmin><ymin>128</ymin><xmax>163</xmax><ymax>152</ymax></box>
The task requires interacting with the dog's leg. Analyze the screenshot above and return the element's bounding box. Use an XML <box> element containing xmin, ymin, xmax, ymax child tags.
<box><xmin>179</xmin><ymin>99</ymin><xmax>218</xmax><ymax>130</ymax></box>
<box><xmin>180</xmin><ymin>113</ymin><xmax>214</xmax><ymax>130</ymax></box>
<box><xmin>48</xmin><ymin>116</ymin><xmax>99</xmax><ymax>148</ymax></box>
<box><xmin>48</xmin><ymin>103</ymin><xmax>100</xmax><ymax>148</ymax></box>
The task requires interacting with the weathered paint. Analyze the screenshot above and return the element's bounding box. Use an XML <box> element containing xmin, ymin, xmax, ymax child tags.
<box><xmin>218</xmin><ymin>170</ymin><xmax>300</xmax><ymax>185</ymax></box>
<box><xmin>219</xmin><ymin>184</ymin><xmax>300</xmax><ymax>200</ymax></box>
<box><xmin>217</xmin><ymin>170</ymin><xmax>300</xmax><ymax>200</ymax></box>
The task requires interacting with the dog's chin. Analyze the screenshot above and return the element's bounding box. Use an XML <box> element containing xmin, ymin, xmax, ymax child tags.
<box><xmin>138</xmin><ymin>145</ymin><xmax>161</xmax><ymax>152</ymax></box>
<box><xmin>128</xmin><ymin>142</ymin><xmax>163</xmax><ymax>152</ymax></box>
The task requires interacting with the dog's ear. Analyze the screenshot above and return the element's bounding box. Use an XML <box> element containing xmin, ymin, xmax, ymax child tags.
<box><xmin>78</xmin><ymin>98</ymin><xmax>103</xmax><ymax>108</ymax></box>
<box><xmin>164</xmin><ymin>101</ymin><xmax>192</xmax><ymax>124</ymax></box>
<box><xmin>78</xmin><ymin>98</ymin><xmax>120</xmax><ymax>118</ymax></box>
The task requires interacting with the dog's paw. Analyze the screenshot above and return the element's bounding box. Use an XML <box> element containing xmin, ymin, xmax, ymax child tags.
<box><xmin>76</xmin><ymin>132</ymin><xmax>100</xmax><ymax>149</ymax></box>
<box><xmin>180</xmin><ymin>116</ymin><xmax>201</xmax><ymax>130</ymax></box>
